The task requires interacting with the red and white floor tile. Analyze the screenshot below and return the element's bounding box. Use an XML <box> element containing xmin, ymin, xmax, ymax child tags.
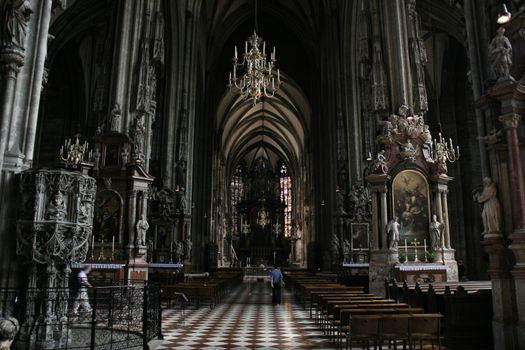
<box><xmin>157</xmin><ymin>279</ymin><xmax>336</xmax><ymax>349</ymax></box>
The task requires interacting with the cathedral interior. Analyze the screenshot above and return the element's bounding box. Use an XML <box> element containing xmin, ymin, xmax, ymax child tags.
<box><xmin>1</xmin><ymin>0</ymin><xmax>525</xmax><ymax>349</ymax></box>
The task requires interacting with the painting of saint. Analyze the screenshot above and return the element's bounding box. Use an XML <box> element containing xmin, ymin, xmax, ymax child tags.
<box><xmin>93</xmin><ymin>190</ymin><xmax>121</xmax><ymax>241</ymax></box>
<box><xmin>392</xmin><ymin>170</ymin><xmax>430</xmax><ymax>244</ymax></box>
<box><xmin>351</xmin><ymin>223</ymin><xmax>369</xmax><ymax>250</ymax></box>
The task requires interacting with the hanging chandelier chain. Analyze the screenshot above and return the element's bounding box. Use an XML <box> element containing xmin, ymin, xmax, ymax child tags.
<box><xmin>254</xmin><ymin>0</ymin><xmax>258</xmax><ymax>33</ymax></box>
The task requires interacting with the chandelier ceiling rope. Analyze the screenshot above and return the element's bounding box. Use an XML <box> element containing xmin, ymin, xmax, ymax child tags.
<box><xmin>228</xmin><ymin>0</ymin><xmax>281</xmax><ymax>106</ymax></box>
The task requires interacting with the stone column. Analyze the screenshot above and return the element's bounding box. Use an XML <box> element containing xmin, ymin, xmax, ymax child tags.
<box><xmin>380</xmin><ymin>189</ymin><xmax>388</xmax><ymax>249</ymax></box>
<box><xmin>499</xmin><ymin>113</ymin><xmax>525</xmax><ymax>348</ymax></box>
<box><xmin>366</xmin><ymin>173</ymin><xmax>392</xmax><ymax>295</ymax></box>
<box><xmin>441</xmin><ymin>190</ymin><xmax>451</xmax><ymax>249</ymax></box>
<box><xmin>431</xmin><ymin>174</ymin><xmax>458</xmax><ymax>281</ymax></box>
<box><xmin>481</xmin><ymin>236</ymin><xmax>518</xmax><ymax>349</ymax></box>
<box><xmin>0</xmin><ymin>51</ymin><xmax>25</xmax><ymax>174</ymax></box>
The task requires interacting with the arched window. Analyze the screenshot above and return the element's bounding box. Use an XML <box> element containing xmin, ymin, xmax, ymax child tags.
<box><xmin>279</xmin><ymin>164</ymin><xmax>292</xmax><ymax>237</ymax></box>
<box><xmin>231</xmin><ymin>165</ymin><xmax>243</xmax><ymax>236</ymax></box>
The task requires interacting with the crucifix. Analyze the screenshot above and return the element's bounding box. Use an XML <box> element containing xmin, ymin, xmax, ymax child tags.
<box><xmin>412</xmin><ymin>238</ymin><xmax>420</xmax><ymax>263</ymax></box>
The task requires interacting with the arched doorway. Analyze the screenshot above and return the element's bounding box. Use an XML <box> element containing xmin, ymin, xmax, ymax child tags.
<box><xmin>212</xmin><ymin>75</ymin><xmax>311</xmax><ymax>267</ymax></box>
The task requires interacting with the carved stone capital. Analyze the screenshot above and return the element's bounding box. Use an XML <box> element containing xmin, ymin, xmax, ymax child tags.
<box><xmin>0</xmin><ymin>48</ymin><xmax>25</xmax><ymax>76</ymax></box>
<box><xmin>499</xmin><ymin>113</ymin><xmax>521</xmax><ymax>129</ymax></box>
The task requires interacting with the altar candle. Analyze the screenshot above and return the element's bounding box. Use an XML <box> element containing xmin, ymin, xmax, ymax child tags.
<box><xmin>91</xmin><ymin>235</ymin><xmax>95</xmax><ymax>252</ymax></box>
<box><xmin>404</xmin><ymin>239</ymin><xmax>408</xmax><ymax>258</ymax></box>
<box><xmin>424</xmin><ymin>239</ymin><xmax>427</xmax><ymax>255</ymax></box>
<box><xmin>112</xmin><ymin>235</ymin><xmax>115</xmax><ymax>255</ymax></box>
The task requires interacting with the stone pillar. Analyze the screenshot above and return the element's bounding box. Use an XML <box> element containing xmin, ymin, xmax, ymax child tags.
<box><xmin>431</xmin><ymin>174</ymin><xmax>458</xmax><ymax>281</ymax></box>
<box><xmin>441</xmin><ymin>190</ymin><xmax>451</xmax><ymax>249</ymax></box>
<box><xmin>380</xmin><ymin>189</ymin><xmax>388</xmax><ymax>249</ymax></box>
<box><xmin>366</xmin><ymin>173</ymin><xmax>393</xmax><ymax>295</ymax></box>
<box><xmin>0</xmin><ymin>51</ymin><xmax>24</xmax><ymax>174</ymax></box>
<box><xmin>499</xmin><ymin>113</ymin><xmax>525</xmax><ymax>348</ymax></box>
<box><xmin>481</xmin><ymin>236</ymin><xmax>518</xmax><ymax>349</ymax></box>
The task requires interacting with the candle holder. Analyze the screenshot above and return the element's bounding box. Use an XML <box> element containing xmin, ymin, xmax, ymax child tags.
<box><xmin>412</xmin><ymin>238</ymin><xmax>420</xmax><ymax>263</ymax></box>
<box><xmin>98</xmin><ymin>238</ymin><xmax>106</xmax><ymax>261</ymax></box>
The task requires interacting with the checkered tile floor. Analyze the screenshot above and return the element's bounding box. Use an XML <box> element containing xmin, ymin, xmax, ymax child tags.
<box><xmin>157</xmin><ymin>279</ymin><xmax>336</xmax><ymax>349</ymax></box>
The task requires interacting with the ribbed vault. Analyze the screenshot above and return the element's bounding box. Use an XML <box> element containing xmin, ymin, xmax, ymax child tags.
<box><xmin>217</xmin><ymin>74</ymin><xmax>310</xmax><ymax>177</ymax></box>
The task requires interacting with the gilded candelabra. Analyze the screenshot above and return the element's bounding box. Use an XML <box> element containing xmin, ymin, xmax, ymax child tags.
<box><xmin>431</xmin><ymin>133</ymin><xmax>460</xmax><ymax>173</ymax></box>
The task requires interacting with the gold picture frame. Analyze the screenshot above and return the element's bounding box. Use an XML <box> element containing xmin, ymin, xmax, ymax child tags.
<box><xmin>392</xmin><ymin>169</ymin><xmax>431</xmax><ymax>245</ymax></box>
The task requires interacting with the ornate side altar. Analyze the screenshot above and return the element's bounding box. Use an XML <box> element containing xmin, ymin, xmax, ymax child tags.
<box><xmin>366</xmin><ymin>105</ymin><xmax>460</xmax><ymax>294</ymax></box>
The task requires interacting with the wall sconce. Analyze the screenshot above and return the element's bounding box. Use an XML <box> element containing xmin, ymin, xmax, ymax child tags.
<box><xmin>497</xmin><ymin>3</ymin><xmax>511</xmax><ymax>24</ymax></box>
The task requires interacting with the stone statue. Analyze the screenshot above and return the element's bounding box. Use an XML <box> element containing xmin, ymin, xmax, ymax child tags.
<box><xmin>372</xmin><ymin>150</ymin><xmax>388</xmax><ymax>174</ymax></box>
<box><xmin>132</xmin><ymin>115</ymin><xmax>146</xmax><ymax>158</ymax></box>
<box><xmin>474</xmin><ymin>177</ymin><xmax>502</xmax><ymax>235</ymax></box>
<box><xmin>477</xmin><ymin>129</ymin><xmax>502</xmax><ymax>146</ymax></box>
<box><xmin>335</xmin><ymin>189</ymin><xmax>346</xmax><ymax>214</ymax></box>
<box><xmin>343</xmin><ymin>239</ymin><xmax>351</xmax><ymax>263</ymax></box>
<box><xmin>176</xmin><ymin>241</ymin><xmax>184</xmax><ymax>263</ymax></box>
<box><xmin>386</xmin><ymin>217</ymin><xmax>400</xmax><ymax>249</ymax></box>
<box><xmin>331</xmin><ymin>233</ymin><xmax>341</xmax><ymax>262</ymax></box>
<box><xmin>0</xmin><ymin>316</ymin><xmax>19</xmax><ymax>349</ymax></box>
<box><xmin>92</xmin><ymin>147</ymin><xmax>101</xmax><ymax>170</ymax></box>
<box><xmin>110</xmin><ymin>103</ymin><xmax>121</xmax><ymax>131</ymax></box>
<box><xmin>184</xmin><ymin>237</ymin><xmax>192</xmax><ymax>260</ymax></box>
<box><xmin>429</xmin><ymin>214</ymin><xmax>442</xmax><ymax>251</ymax></box>
<box><xmin>294</xmin><ymin>224</ymin><xmax>303</xmax><ymax>262</ymax></box>
<box><xmin>489</xmin><ymin>27</ymin><xmax>513</xmax><ymax>80</ymax></box>
<box><xmin>175</xmin><ymin>159</ymin><xmax>187</xmax><ymax>190</ymax></box>
<box><xmin>1</xmin><ymin>0</ymin><xmax>33</xmax><ymax>50</ymax></box>
<box><xmin>46</xmin><ymin>191</ymin><xmax>67</xmax><ymax>221</ymax></box>
<box><xmin>135</xmin><ymin>216</ymin><xmax>149</xmax><ymax>246</ymax></box>
<box><xmin>121</xmin><ymin>146</ymin><xmax>129</xmax><ymax>170</ymax></box>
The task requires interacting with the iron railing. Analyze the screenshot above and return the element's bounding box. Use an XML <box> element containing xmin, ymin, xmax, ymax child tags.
<box><xmin>0</xmin><ymin>282</ymin><xmax>162</xmax><ymax>350</ymax></box>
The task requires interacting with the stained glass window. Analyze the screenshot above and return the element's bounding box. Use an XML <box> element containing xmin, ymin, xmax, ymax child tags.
<box><xmin>279</xmin><ymin>164</ymin><xmax>292</xmax><ymax>237</ymax></box>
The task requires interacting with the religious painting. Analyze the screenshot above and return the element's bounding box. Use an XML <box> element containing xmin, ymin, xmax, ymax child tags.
<box><xmin>350</xmin><ymin>223</ymin><xmax>369</xmax><ymax>250</ymax></box>
<box><xmin>392</xmin><ymin>170</ymin><xmax>430</xmax><ymax>245</ymax></box>
<box><xmin>93</xmin><ymin>190</ymin><xmax>122</xmax><ymax>242</ymax></box>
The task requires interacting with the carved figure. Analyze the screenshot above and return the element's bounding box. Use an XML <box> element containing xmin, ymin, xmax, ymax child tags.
<box><xmin>331</xmin><ymin>233</ymin><xmax>341</xmax><ymax>261</ymax></box>
<box><xmin>399</xmin><ymin>141</ymin><xmax>417</xmax><ymax>161</ymax></box>
<box><xmin>429</xmin><ymin>214</ymin><xmax>442</xmax><ymax>251</ymax></box>
<box><xmin>335</xmin><ymin>189</ymin><xmax>346</xmax><ymax>214</ymax></box>
<box><xmin>474</xmin><ymin>177</ymin><xmax>502</xmax><ymax>235</ymax></box>
<box><xmin>136</xmin><ymin>216</ymin><xmax>149</xmax><ymax>246</ymax></box>
<box><xmin>372</xmin><ymin>150</ymin><xmax>388</xmax><ymax>174</ymax></box>
<box><xmin>176</xmin><ymin>241</ymin><xmax>184</xmax><ymax>263</ymax></box>
<box><xmin>1</xmin><ymin>0</ymin><xmax>33</xmax><ymax>49</ymax></box>
<box><xmin>175</xmin><ymin>159</ymin><xmax>187</xmax><ymax>190</ymax></box>
<box><xmin>489</xmin><ymin>27</ymin><xmax>512</xmax><ymax>80</ymax></box>
<box><xmin>477</xmin><ymin>129</ymin><xmax>502</xmax><ymax>146</ymax></box>
<box><xmin>343</xmin><ymin>239</ymin><xmax>351</xmax><ymax>263</ymax></box>
<box><xmin>184</xmin><ymin>237</ymin><xmax>192</xmax><ymax>260</ymax></box>
<box><xmin>0</xmin><ymin>316</ymin><xmax>19</xmax><ymax>349</ymax></box>
<box><xmin>386</xmin><ymin>217</ymin><xmax>400</xmax><ymax>249</ymax></box>
<box><xmin>120</xmin><ymin>146</ymin><xmax>128</xmax><ymax>170</ymax></box>
<box><xmin>46</xmin><ymin>191</ymin><xmax>67</xmax><ymax>221</ymax></box>
<box><xmin>110</xmin><ymin>103</ymin><xmax>121</xmax><ymax>131</ymax></box>
<box><xmin>132</xmin><ymin>115</ymin><xmax>146</xmax><ymax>157</ymax></box>
<box><xmin>92</xmin><ymin>147</ymin><xmax>101</xmax><ymax>170</ymax></box>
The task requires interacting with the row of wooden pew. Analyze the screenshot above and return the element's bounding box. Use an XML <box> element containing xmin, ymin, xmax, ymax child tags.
<box><xmin>385</xmin><ymin>279</ymin><xmax>493</xmax><ymax>349</ymax></box>
<box><xmin>285</xmin><ymin>271</ymin><xmax>443</xmax><ymax>349</ymax></box>
<box><xmin>162</xmin><ymin>269</ymin><xmax>243</xmax><ymax>308</ymax></box>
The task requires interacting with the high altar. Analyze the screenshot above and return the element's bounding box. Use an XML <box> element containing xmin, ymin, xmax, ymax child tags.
<box><xmin>366</xmin><ymin>104</ymin><xmax>460</xmax><ymax>294</ymax></box>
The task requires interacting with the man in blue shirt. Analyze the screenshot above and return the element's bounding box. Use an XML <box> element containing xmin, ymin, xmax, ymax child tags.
<box><xmin>270</xmin><ymin>265</ymin><xmax>283</xmax><ymax>304</ymax></box>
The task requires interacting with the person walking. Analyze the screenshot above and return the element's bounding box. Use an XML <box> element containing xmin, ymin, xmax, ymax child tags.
<box><xmin>72</xmin><ymin>266</ymin><xmax>93</xmax><ymax>314</ymax></box>
<box><xmin>270</xmin><ymin>265</ymin><xmax>283</xmax><ymax>304</ymax></box>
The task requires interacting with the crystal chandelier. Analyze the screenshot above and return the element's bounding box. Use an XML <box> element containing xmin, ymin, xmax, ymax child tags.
<box><xmin>228</xmin><ymin>0</ymin><xmax>281</xmax><ymax>106</ymax></box>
